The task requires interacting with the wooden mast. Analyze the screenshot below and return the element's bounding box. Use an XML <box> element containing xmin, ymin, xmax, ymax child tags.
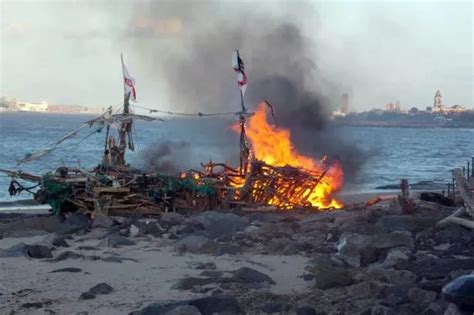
<box><xmin>238</xmin><ymin>89</ymin><xmax>250</xmax><ymax>175</ymax></box>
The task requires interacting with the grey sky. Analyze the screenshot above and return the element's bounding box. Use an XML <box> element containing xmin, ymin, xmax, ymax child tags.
<box><xmin>0</xmin><ymin>0</ymin><xmax>472</xmax><ymax>111</ymax></box>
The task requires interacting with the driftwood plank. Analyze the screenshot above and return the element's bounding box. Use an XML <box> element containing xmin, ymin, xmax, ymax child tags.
<box><xmin>453</xmin><ymin>168</ymin><xmax>474</xmax><ymax>217</ymax></box>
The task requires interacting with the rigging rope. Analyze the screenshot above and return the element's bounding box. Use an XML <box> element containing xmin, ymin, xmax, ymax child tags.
<box><xmin>132</xmin><ymin>104</ymin><xmax>239</xmax><ymax>117</ymax></box>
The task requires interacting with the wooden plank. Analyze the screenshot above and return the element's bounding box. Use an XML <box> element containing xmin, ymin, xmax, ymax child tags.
<box><xmin>93</xmin><ymin>187</ymin><xmax>131</xmax><ymax>194</ymax></box>
<box><xmin>453</xmin><ymin>168</ymin><xmax>474</xmax><ymax>217</ymax></box>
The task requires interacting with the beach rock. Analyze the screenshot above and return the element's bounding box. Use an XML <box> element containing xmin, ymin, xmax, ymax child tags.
<box><xmin>384</xmin><ymin>284</ymin><xmax>413</xmax><ymax>306</ymax></box>
<box><xmin>26</xmin><ymin>244</ymin><xmax>53</xmax><ymax>258</ymax></box>
<box><xmin>382</xmin><ymin>247</ymin><xmax>411</xmax><ymax>268</ymax></box>
<box><xmin>131</xmin><ymin>302</ymin><xmax>189</xmax><ymax>315</ymax></box>
<box><xmin>40</xmin><ymin>233</ymin><xmax>69</xmax><ymax>248</ymax></box>
<box><xmin>261</xmin><ymin>302</ymin><xmax>291</xmax><ymax>313</ymax></box>
<box><xmin>21</xmin><ymin>300</ymin><xmax>52</xmax><ymax>308</ymax></box>
<box><xmin>199</xmin><ymin>270</ymin><xmax>224</xmax><ymax>278</ymax></box>
<box><xmin>312</xmin><ymin>266</ymin><xmax>353</xmax><ymax>289</ymax></box>
<box><xmin>175</xmin><ymin>235</ymin><xmax>216</xmax><ymax>254</ymax></box>
<box><xmin>160</xmin><ymin>212</ymin><xmax>185</xmax><ymax>226</ymax></box>
<box><xmin>194</xmin><ymin>262</ymin><xmax>216</xmax><ymax>270</ymax></box>
<box><xmin>165</xmin><ymin>305</ymin><xmax>201</xmax><ymax>315</ymax></box>
<box><xmin>51</xmin><ymin>236</ymin><xmax>69</xmax><ymax>247</ymax></box>
<box><xmin>337</xmin><ymin>232</ymin><xmax>413</xmax><ymax>267</ymax></box>
<box><xmin>367</xmin><ymin>267</ymin><xmax>416</xmax><ymax>285</ymax></box>
<box><xmin>215</xmin><ymin>244</ymin><xmax>241</xmax><ymax>256</ymax></box>
<box><xmin>230</xmin><ymin>267</ymin><xmax>275</xmax><ymax>284</ymax></box>
<box><xmin>346</xmin><ymin>281</ymin><xmax>388</xmax><ymax>300</ymax></box>
<box><xmin>444</xmin><ymin>303</ymin><xmax>472</xmax><ymax>315</ymax></box>
<box><xmin>244</xmin><ymin>225</ymin><xmax>260</xmax><ymax>235</ymax></box>
<box><xmin>77</xmin><ymin>245</ymin><xmax>99</xmax><ymax>251</ymax></box>
<box><xmin>64</xmin><ymin>213</ymin><xmax>91</xmax><ymax>230</ymax></box>
<box><xmin>375</xmin><ymin>215</ymin><xmax>436</xmax><ymax>233</ymax></box>
<box><xmin>101</xmin><ymin>256</ymin><xmax>138</xmax><ymax>263</ymax></box>
<box><xmin>422</xmin><ymin>300</ymin><xmax>448</xmax><ymax>315</ymax></box>
<box><xmin>246</xmin><ymin>212</ymin><xmax>283</xmax><ymax>224</ymax></box>
<box><xmin>80</xmin><ymin>283</ymin><xmax>113</xmax><ymax>300</ymax></box>
<box><xmin>189</xmin><ymin>296</ymin><xmax>242</xmax><ymax>315</ymax></box>
<box><xmin>401</xmin><ymin>257</ymin><xmax>474</xmax><ymax>280</ymax></box>
<box><xmin>91</xmin><ymin>215</ymin><xmax>115</xmax><ymax>229</ymax></box>
<box><xmin>171</xmin><ymin>277</ymin><xmax>216</xmax><ymax>290</ymax></box>
<box><xmin>190</xmin><ymin>211</ymin><xmax>247</xmax><ymax>239</ymax></box>
<box><xmin>89</xmin><ymin>283</ymin><xmax>114</xmax><ymax>295</ymax></box>
<box><xmin>360</xmin><ymin>305</ymin><xmax>395</xmax><ymax>315</ymax></box>
<box><xmin>51</xmin><ymin>251</ymin><xmax>84</xmax><ymax>261</ymax></box>
<box><xmin>98</xmin><ymin>233</ymin><xmax>136</xmax><ymax>247</ymax></box>
<box><xmin>50</xmin><ymin>267</ymin><xmax>82</xmax><ymax>273</ymax></box>
<box><xmin>296</xmin><ymin>305</ymin><xmax>317</xmax><ymax>315</ymax></box>
<box><xmin>442</xmin><ymin>275</ymin><xmax>474</xmax><ymax>307</ymax></box>
<box><xmin>0</xmin><ymin>242</ymin><xmax>28</xmax><ymax>257</ymax></box>
<box><xmin>265</xmin><ymin>239</ymin><xmax>289</xmax><ymax>252</ymax></box>
<box><xmin>79</xmin><ymin>291</ymin><xmax>96</xmax><ymax>300</ymax></box>
<box><xmin>420</xmin><ymin>192</ymin><xmax>454</xmax><ymax>206</ymax></box>
<box><xmin>408</xmin><ymin>287</ymin><xmax>438</xmax><ymax>308</ymax></box>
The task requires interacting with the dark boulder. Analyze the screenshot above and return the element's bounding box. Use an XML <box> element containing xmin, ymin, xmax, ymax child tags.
<box><xmin>261</xmin><ymin>302</ymin><xmax>291</xmax><ymax>313</ymax></box>
<box><xmin>296</xmin><ymin>305</ymin><xmax>317</xmax><ymax>315</ymax></box>
<box><xmin>79</xmin><ymin>283</ymin><xmax>113</xmax><ymax>300</ymax></box>
<box><xmin>0</xmin><ymin>243</ymin><xmax>28</xmax><ymax>257</ymax></box>
<box><xmin>51</xmin><ymin>251</ymin><xmax>84</xmax><ymax>262</ymax></box>
<box><xmin>230</xmin><ymin>267</ymin><xmax>276</xmax><ymax>284</ymax></box>
<box><xmin>215</xmin><ymin>244</ymin><xmax>241</xmax><ymax>256</ymax></box>
<box><xmin>190</xmin><ymin>296</ymin><xmax>242</xmax><ymax>315</ymax></box>
<box><xmin>171</xmin><ymin>277</ymin><xmax>216</xmax><ymax>290</ymax></box>
<box><xmin>98</xmin><ymin>233</ymin><xmax>136</xmax><ymax>247</ymax></box>
<box><xmin>26</xmin><ymin>244</ymin><xmax>53</xmax><ymax>258</ymax></box>
<box><xmin>442</xmin><ymin>275</ymin><xmax>474</xmax><ymax>308</ymax></box>
<box><xmin>50</xmin><ymin>267</ymin><xmax>82</xmax><ymax>273</ymax></box>
<box><xmin>420</xmin><ymin>192</ymin><xmax>454</xmax><ymax>206</ymax></box>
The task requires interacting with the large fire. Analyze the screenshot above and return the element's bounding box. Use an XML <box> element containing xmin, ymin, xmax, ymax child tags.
<box><xmin>233</xmin><ymin>102</ymin><xmax>344</xmax><ymax>209</ymax></box>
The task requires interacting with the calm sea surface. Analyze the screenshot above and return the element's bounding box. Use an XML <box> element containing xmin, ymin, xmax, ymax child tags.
<box><xmin>1</xmin><ymin>112</ymin><xmax>473</xmax><ymax>202</ymax></box>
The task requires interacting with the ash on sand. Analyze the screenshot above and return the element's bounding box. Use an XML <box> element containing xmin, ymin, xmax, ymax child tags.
<box><xmin>1</xmin><ymin>198</ymin><xmax>473</xmax><ymax>314</ymax></box>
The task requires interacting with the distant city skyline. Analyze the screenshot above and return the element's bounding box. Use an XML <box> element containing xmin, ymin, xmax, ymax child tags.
<box><xmin>1</xmin><ymin>0</ymin><xmax>472</xmax><ymax>112</ymax></box>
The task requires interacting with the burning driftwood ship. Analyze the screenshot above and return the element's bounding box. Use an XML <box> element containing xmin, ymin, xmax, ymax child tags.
<box><xmin>1</xmin><ymin>52</ymin><xmax>343</xmax><ymax>216</ymax></box>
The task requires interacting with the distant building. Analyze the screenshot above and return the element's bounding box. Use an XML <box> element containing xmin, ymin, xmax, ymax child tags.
<box><xmin>433</xmin><ymin>90</ymin><xmax>442</xmax><ymax>111</ymax></box>
<box><xmin>446</xmin><ymin>105</ymin><xmax>466</xmax><ymax>113</ymax></box>
<box><xmin>48</xmin><ymin>104</ymin><xmax>89</xmax><ymax>113</ymax></box>
<box><xmin>385</xmin><ymin>101</ymin><xmax>401</xmax><ymax>112</ymax></box>
<box><xmin>16</xmin><ymin>101</ymin><xmax>48</xmax><ymax>112</ymax></box>
<box><xmin>341</xmin><ymin>93</ymin><xmax>349</xmax><ymax>114</ymax></box>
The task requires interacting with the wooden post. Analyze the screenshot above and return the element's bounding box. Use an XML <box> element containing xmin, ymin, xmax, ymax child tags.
<box><xmin>472</xmin><ymin>157</ymin><xmax>474</xmax><ymax>178</ymax></box>
<box><xmin>468</xmin><ymin>162</ymin><xmax>471</xmax><ymax>181</ymax></box>
<box><xmin>399</xmin><ymin>179</ymin><xmax>415</xmax><ymax>214</ymax></box>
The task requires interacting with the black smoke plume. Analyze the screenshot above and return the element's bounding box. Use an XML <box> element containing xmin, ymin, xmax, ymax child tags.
<box><xmin>139</xmin><ymin>140</ymin><xmax>191</xmax><ymax>175</ymax></box>
<box><xmin>127</xmin><ymin>0</ymin><xmax>368</xmax><ymax>182</ymax></box>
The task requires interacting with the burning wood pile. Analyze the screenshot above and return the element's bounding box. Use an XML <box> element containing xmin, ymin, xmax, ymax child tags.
<box><xmin>239</xmin><ymin>160</ymin><xmax>331</xmax><ymax>209</ymax></box>
<box><xmin>1</xmin><ymin>53</ymin><xmax>345</xmax><ymax>215</ymax></box>
<box><xmin>2</xmin><ymin>101</ymin><xmax>344</xmax><ymax>216</ymax></box>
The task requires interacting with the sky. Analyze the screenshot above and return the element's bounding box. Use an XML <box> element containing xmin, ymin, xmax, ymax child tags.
<box><xmin>0</xmin><ymin>0</ymin><xmax>472</xmax><ymax>111</ymax></box>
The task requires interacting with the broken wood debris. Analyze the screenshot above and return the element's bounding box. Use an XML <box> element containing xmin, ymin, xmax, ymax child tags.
<box><xmin>437</xmin><ymin>168</ymin><xmax>474</xmax><ymax>229</ymax></box>
<box><xmin>1</xmin><ymin>155</ymin><xmax>337</xmax><ymax>216</ymax></box>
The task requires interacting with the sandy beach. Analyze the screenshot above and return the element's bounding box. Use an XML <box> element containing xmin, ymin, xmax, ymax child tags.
<box><xmin>1</xmin><ymin>195</ymin><xmax>473</xmax><ymax>315</ymax></box>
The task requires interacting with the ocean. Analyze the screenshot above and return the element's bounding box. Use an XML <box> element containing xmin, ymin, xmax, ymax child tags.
<box><xmin>1</xmin><ymin>112</ymin><xmax>473</xmax><ymax>202</ymax></box>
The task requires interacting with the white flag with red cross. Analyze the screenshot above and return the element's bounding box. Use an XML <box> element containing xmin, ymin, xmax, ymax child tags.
<box><xmin>121</xmin><ymin>54</ymin><xmax>137</xmax><ymax>101</ymax></box>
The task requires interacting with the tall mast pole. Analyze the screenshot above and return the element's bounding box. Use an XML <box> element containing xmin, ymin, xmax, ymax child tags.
<box><xmin>233</xmin><ymin>50</ymin><xmax>250</xmax><ymax>175</ymax></box>
<box><xmin>117</xmin><ymin>54</ymin><xmax>132</xmax><ymax>165</ymax></box>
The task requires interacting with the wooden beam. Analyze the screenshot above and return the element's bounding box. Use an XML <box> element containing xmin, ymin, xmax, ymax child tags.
<box><xmin>453</xmin><ymin>168</ymin><xmax>474</xmax><ymax>217</ymax></box>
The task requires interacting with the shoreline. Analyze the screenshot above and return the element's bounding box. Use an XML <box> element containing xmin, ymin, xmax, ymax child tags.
<box><xmin>0</xmin><ymin>196</ymin><xmax>471</xmax><ymax>314</ymax></box>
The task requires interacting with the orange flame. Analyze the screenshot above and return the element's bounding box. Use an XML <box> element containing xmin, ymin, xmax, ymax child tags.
<box><xmin>233</xmin><ymin>102</ymin><xmax>344</xmax><ymax>209</ymax></box>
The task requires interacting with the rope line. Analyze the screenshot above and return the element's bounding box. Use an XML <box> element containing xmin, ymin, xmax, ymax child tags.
<box><xmin>132</xmin><ymin>104</ymin><xmax>239</xmax><ymax>117</ymax></box>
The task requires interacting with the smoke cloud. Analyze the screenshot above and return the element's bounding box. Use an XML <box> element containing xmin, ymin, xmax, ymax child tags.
<box><xmin>127</xmin><ymin>0</ymin><xmax>368</xmax><ymax>182</ymax></box>
<box><xmin>139</xmin><ymin>140</ymin><xmax>192</xmax><ymax>175</ymax></box>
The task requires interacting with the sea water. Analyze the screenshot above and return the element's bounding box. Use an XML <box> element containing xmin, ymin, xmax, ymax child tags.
<box><xmin>1</xmin><ymin>112</ymin><xmax>473</xmax><ymax>202</ymax></box>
